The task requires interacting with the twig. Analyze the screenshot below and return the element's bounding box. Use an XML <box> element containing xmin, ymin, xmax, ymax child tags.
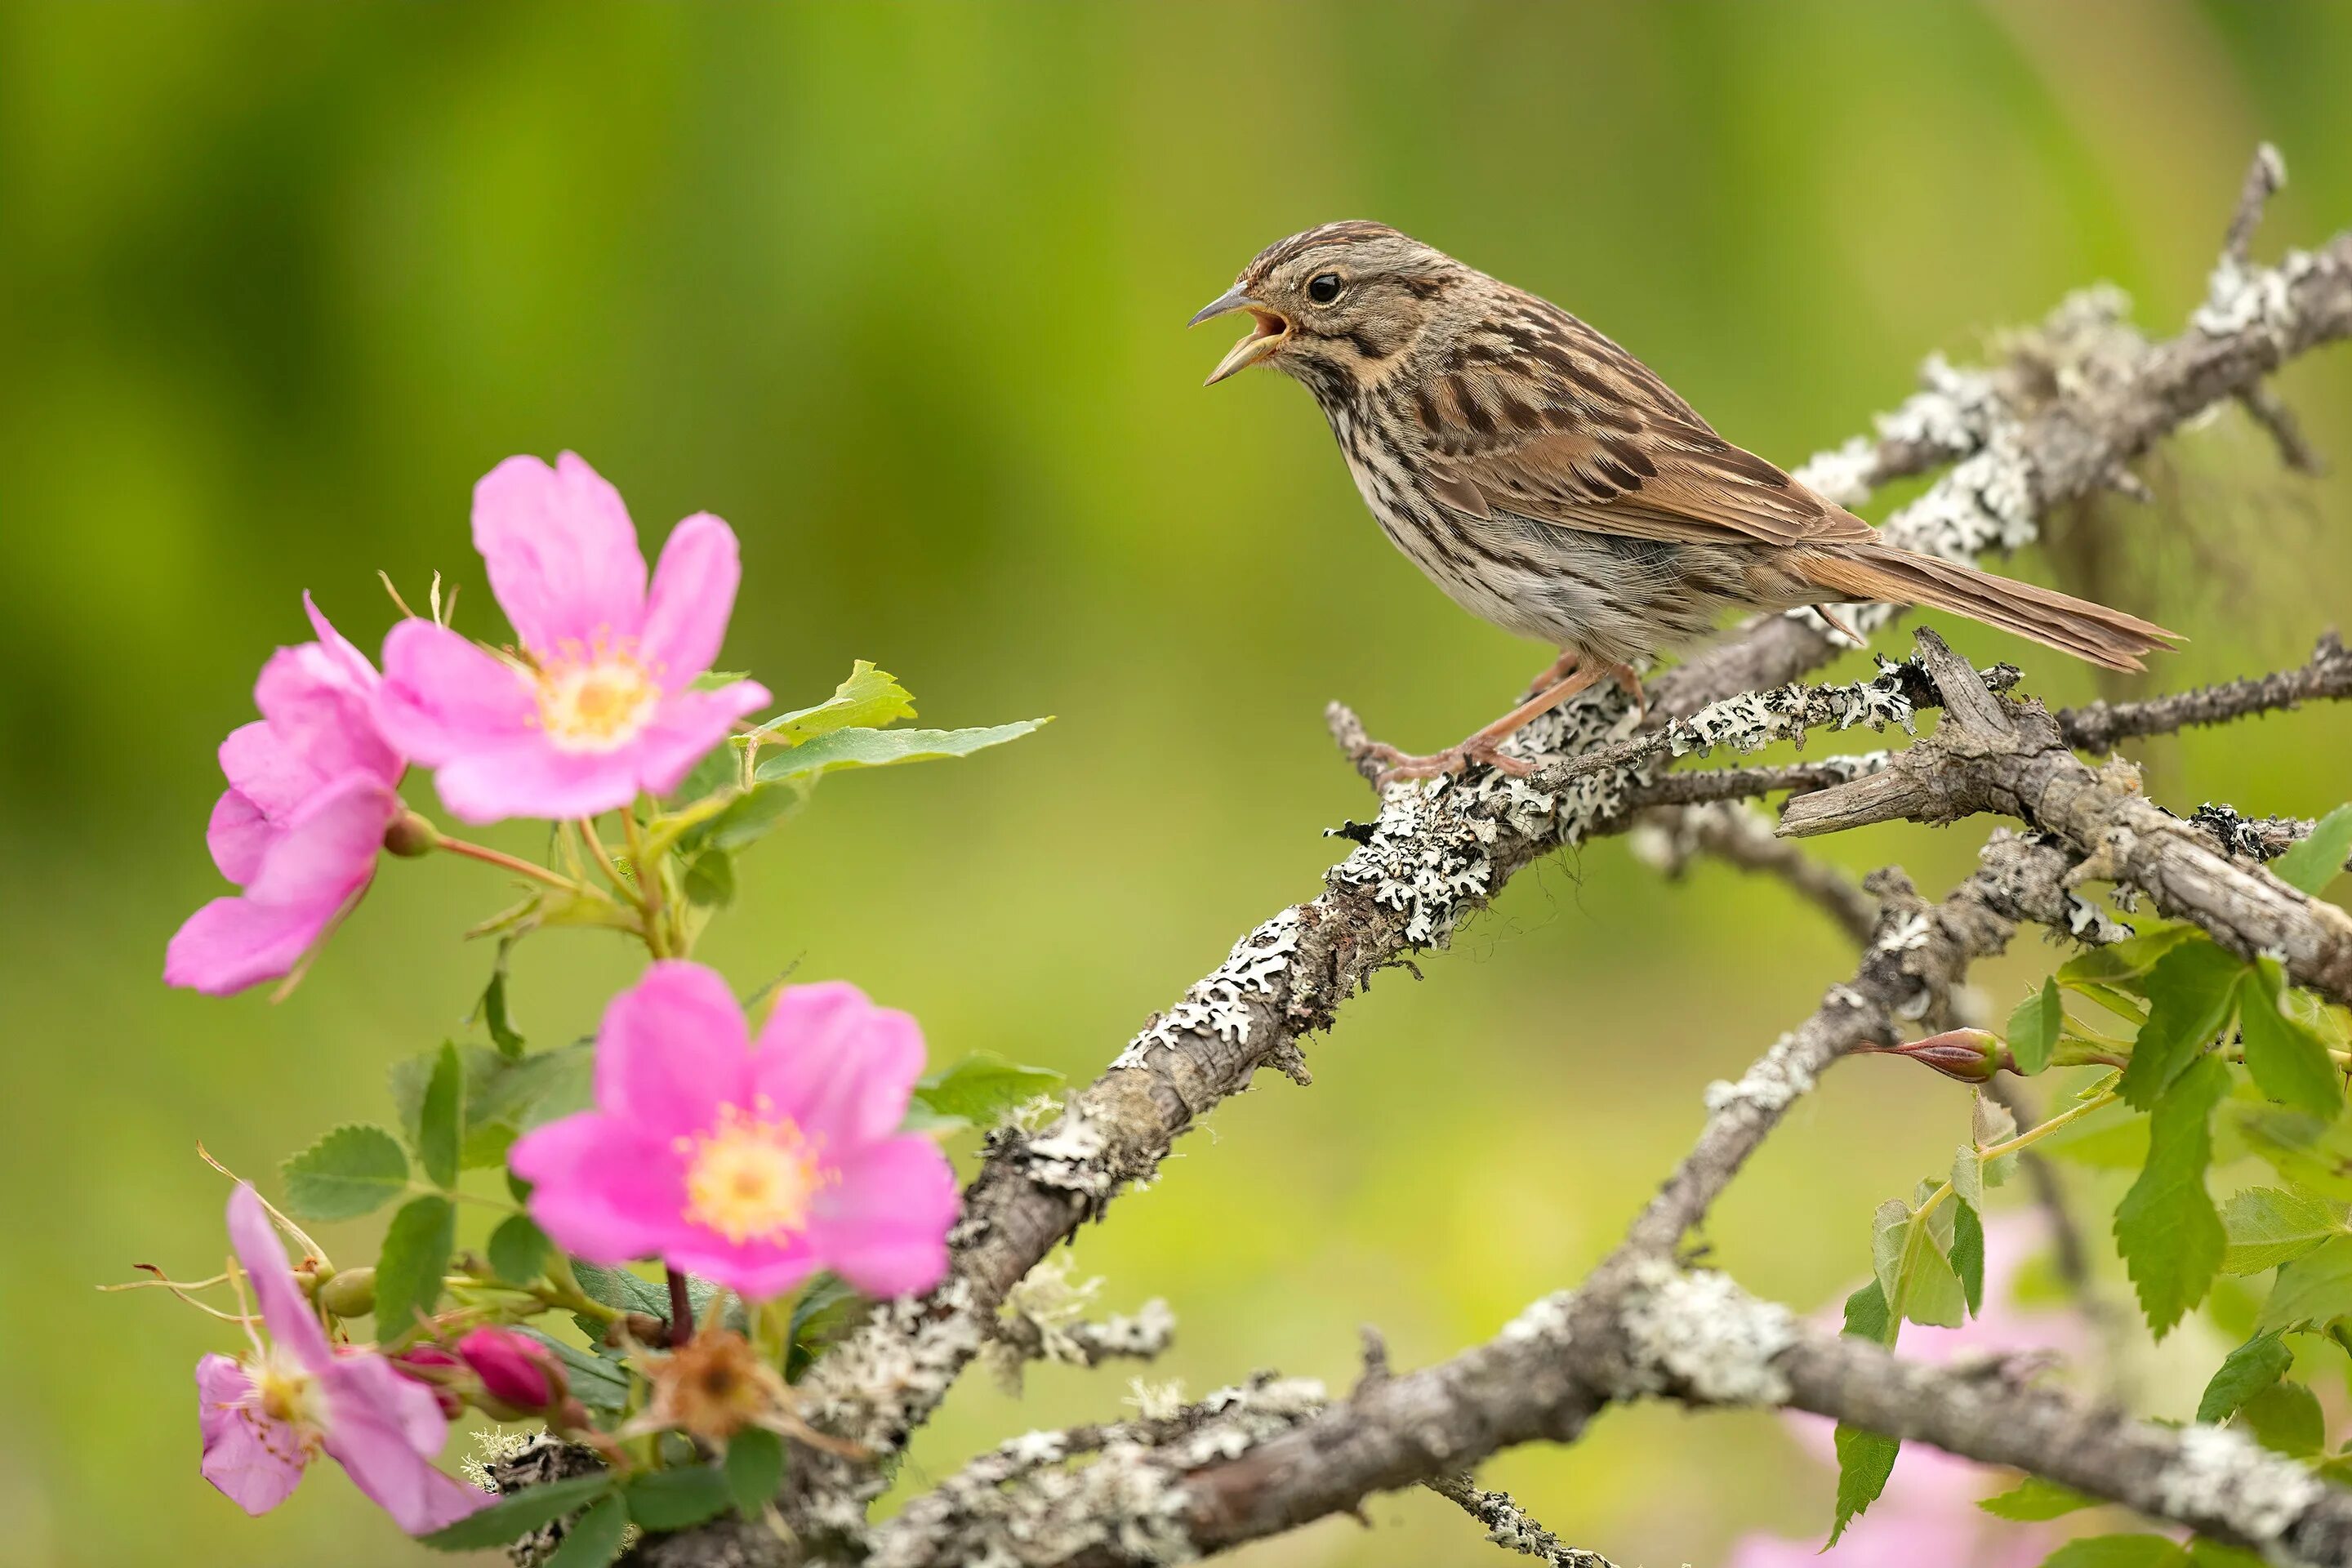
<box><xmin>1631</xmin><ymin>802</ymin><xmax>1879</xmax><ymax>947</ymax></box>
<box><xmin>1423</xmin><ymin>1473</ymin><xmax>1617</xmax><ymax>1568</ymax></box>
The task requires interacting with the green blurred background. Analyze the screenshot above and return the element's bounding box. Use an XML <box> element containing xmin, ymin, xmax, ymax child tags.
<box><xmin>6</xmin><ymin>2</ymin><xmax>2352</xmax><ymax>1563</ymax></box>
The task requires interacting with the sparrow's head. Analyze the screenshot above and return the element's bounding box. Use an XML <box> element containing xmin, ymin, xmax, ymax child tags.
<box><xmin>1191</xmin><ymin>221</ymin><xmax>1465</xmax><ymax>390</ymax></box>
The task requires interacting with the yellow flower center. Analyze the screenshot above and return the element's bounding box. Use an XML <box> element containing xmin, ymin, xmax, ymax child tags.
<box><xmin>245</xmin><ymin>1343</ymin><xmax>326</xmax><ymax>1439</ymax></box>
<box><xmin>679</xmin><ymin>1100</ymin><xmax>835</xmax><ymax>1246</ymax></box>
<box><xmin>532</xmin><ymin>638</ymin><xmax>662</xmax><ymax>752</ymax></box>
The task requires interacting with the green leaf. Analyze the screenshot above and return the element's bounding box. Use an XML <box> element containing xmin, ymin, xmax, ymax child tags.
<box><xmin>625</xmin><ymin>1464</ymin><xmax>733</xmax><ymax>1530</ymax></box>
<box><xmin>1953</xmin><ymin>1197</ymin><xmax>1986</xmax><ymax>1316</ymax></box>
<box><xmin>2058</xmin><ymin>926</ymin><xmax>2198</xmax><ymax>994</ymax></box>
<box><xmin>2115</xmin><ymin>1053</ymin><xmax>2228</xmax><ymax>1337</ymax></box>
<box><xmin>786</xmin><ymin>1272</ymin><xmax>868</xmax><ymax>1380</ymax></box>
<box><xmin>514</xmin><ymin>1327</ymin><xmax>631</xmax><ymax>1414</ymax></box>
<box><xmin>280</xmin><ymin>1125</ymin><xmax>409</xmax><ymax>1221</ymax></box>
<box><xmin>756</xmin><ymin>660</ymin><xmax>916</xmax><ymax>746</ymax></box>
<box><xmin>724</xmin><ymin>1428</ymin><xmax>786</xmax><ymax>1517</ymax></box>
<box><xmin>911</xmin><ymin>1052</ymin><xmax>1064</xmax><ymax>1127</ymax></box>
<box><xmin>394</xmin><ymin>1043</ymin><xmax>594</xmax><ymax>1169</ymax></box>
<box><xmin>2038</xmin><ymin>1536</ymin><xmax>2189</xmax><ymax>1568</ymax></box>
<box><xmin>476</xmin><ymin>942</ymin><xmax>526</xmax><ymax>1058</ymax></box>
<box><xmin>1871</xmin><ymin>1199</ymin><xmax>1966</xmax><ymax>1330</ymax></box>
<box><xmin>2258</xmin><ymin>1235</ymin><xmax>2352</xmax><ymax>1332</ymax></box>
<box><xmin>2238</xmin><ymin>1377</ymin><xmax>2326</xmax><ymax>1456</ymax></box>
<box><xmin>2238</xmin><ymin>964</ymin><xmax>2343</xmax><ymax>1117</ymax></box>
<box><xmin>1840</xmin><ymin>1279</ymin><xmax>1895</xmax><ymax>1346</ymax></box>
<box><xmin>2009</xmin><ymin>978</ymin><xmax>2064</xmax><ymax>1076</ymax></box>
<box><xmin>373</xmin><ymin>1195</ymin><xmax>455</xmax><ymax>1343</ymax></box>
<box><xmin>418</xmin><ymin>1472</ymin><xmax>616</xmax><ymax>1550</ymax></box>
<box><xmin>546</xmin><ymin>1494</ymin><xmax>630</xmax><ymax>1567</ymax></box>
<box><xmin>2197</xmin><ymin>1330</ymin><xmax>2293</xmax><ymax>1423</ymax></box>
<box><xmin>2220</xmin><ymin>1187</ymin><xmax>2346</xmax><ymax>1275</ymax></box>
<box><xmin>417</xmin><ymin>1041</ymin><xmax>465</xmax><ymax>1189</ymax></box>
<box><xmin>1979</xmin><ymin>1474</ymin><xmax>2099</xmax><ymax>1521</ymax></box>
<box><xmin>1826</xmin><ymin>1423</ymin><xmax>1899</xmax><ymax>1545</ymax></box>
<box><xmin>754</xmin><ymin>719</ymin><xmax>1049</xmax><ymax>786</ymax></box>
<box><xmin>2118</xmin><ymin>939</ymin><xmax>2246</xmax><ymax>1111</ymax></box>
<box><xmin>2187</xmin><ymin>1541</ymin><xmax>2269</xmax><ymax>1568</ymax></box>
<box><xmin>688</xmin><ymin>670</ymin><xmax>752</xmax><ymax>693</ymax></box>
<box><xmin>682</xmin><ymin>845</ymin><xmax>736</xmax><ymax>908</ymax></box>
<box><xmin>568</xmin><ymin>1261</ymin><xmax>743</xmax><ymax>1341</ymax></box>
<box><xmin>2273</xmin><ymin>804</ymin><xmax>2352</xmax><ymax>896</ymax></box>
<box><xmin>488</xmin><ymin>1214</ymin><xmax>552</xmax><ymax>1285</ymax></box>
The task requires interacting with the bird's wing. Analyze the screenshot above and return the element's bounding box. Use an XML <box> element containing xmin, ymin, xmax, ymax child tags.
<box><xmin>1414</xmin><ymin>297</ymin><xmax>1879</xmax><ymax>550</ymax></box>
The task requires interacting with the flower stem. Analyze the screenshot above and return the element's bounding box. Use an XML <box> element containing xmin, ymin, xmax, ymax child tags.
<box><xmin>622</xmin><ymin>800</ymin><xmax>672</xmax><ymax>957</ymax></box>
<box><xmin>434</xmin><ymin>835</ymin><xmax>595</xmax><ymax>895</ymax></box>
<box><xmin>666</xmin><ymin>1267</ymin><xmax>693</xmax><ymax>1348</ymax></box>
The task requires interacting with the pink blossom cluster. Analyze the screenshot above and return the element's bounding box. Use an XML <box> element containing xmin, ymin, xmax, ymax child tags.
<box><xmin>166</xmin><ymin>452</ymin><xmax>768</xmax><ymax>996</ymax></box>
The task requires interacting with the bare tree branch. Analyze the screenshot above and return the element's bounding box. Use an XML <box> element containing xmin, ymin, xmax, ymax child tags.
<box><xmin>1631</xmin><ymin>801</ymin><xmax>1880</xmax><ymax>946</ymax></box>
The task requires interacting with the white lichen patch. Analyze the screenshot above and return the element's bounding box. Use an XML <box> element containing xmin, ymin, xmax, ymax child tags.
<box><xmin>2198</xmin><ymin>243</ymin><xmax>2321</xmax><ymax>350</ymax></box>
<box><xmin>1116</xmin><ymin>910</ymin><xmax>1303</xmax><ymax>1067</ymax></box>
<box><xmin>1704</xmin><ymin>1031</ymin><xmax>1820</xmax><ymax>1118</ymax></box>
<box><xmin>1022</xmin><ymin>1111</ymin><xmax>1116</xmax><ymax>1198</ymax></box>
<box><xmin>801</xmin><ymin>1278</ymin><xmax>990</xmax><ymax>1458</ymax></box>
<box><xmin>1499</xmin><ymin>1290</ymin><xmax>1578</xmax><ymax>1350</ymax></box>
<box><xmin>2154</xmin><ymin>1424</ymin><xmax>2323</xmax><ymax>1549</ymax></box>
<box><xmin>1618</xmin><ymin>1263</ymin><xmax>1796</xmax><ymax>1405</ymax></box>
<box><xmin>990</xmin><ymin>1257</ymin><xmax>1178</xmax><ymax>1383</ymax></box>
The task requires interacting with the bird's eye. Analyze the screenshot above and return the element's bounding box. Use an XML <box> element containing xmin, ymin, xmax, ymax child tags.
<box><xmin>1306</xmin><ymin>272</ymin><xmax>1343</xmax><ymax>305</ymax></box>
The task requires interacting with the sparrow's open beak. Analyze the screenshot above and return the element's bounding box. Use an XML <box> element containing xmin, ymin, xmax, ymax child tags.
<box><xmin>1190</xmin><ymin>287</ymin><xmax>1290</xmax><ymax>385</ymax></box>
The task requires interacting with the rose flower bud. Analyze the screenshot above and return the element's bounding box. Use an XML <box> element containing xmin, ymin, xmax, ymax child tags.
<box><xmin>455</xmin><ymin>1326</ymin><xmax>566</xmax><ymax>1417</ymax></box>
<box><xmin>385</xmin><ymin>1343</ymin><xmax>466</xmax><ymax>1420</ymax></box>
<box><xmin>1863</xmin><ymin>1027</ymin><xmax>2006</xmax><ymax>1084</ymax></box>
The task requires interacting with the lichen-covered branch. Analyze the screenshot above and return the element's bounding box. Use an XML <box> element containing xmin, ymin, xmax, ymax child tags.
<box><xmin>2056</xmin><ymin>630</ymin><xmax>2352</xmax><ymax>754</ymax></box>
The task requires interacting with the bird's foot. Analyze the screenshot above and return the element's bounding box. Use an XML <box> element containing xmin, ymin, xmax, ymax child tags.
<box><xmin>1367</xmin><ymin>737</ymin><xmax>1535</xmax><ymax>789</ymax></box>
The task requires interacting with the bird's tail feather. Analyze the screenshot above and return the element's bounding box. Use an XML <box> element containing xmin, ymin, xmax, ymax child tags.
<box><xmin>1792</xmin><ymin>545</ymin><xmax>2181</xmax><ymax>673</ymax></box>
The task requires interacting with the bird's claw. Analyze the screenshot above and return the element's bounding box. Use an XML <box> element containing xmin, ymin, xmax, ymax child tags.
<box><xmin>1368</xmin><ymin>738</ymin><xmax>1534</xmax><ymax>789</ymax></box>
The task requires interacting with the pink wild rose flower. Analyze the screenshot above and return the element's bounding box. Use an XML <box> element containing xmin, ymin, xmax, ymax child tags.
<box><xmin>376</xmin><ymin>452</ymin><xmax>771</xmax><ymax>823</ymax></box>
<box><xmin>166</xmin><ymin>596</ymin><xmax>405</xmax><ymax>996</ymax></box>
<box><xmin>510</xmin><ymin>963</ymin><xmax>959</xmax><ymax>1300</ymax></box>
<box><xmin>196</xmin><ymin>1185</ymin><xmax>488</xmax><ymax>1535</ymax></box>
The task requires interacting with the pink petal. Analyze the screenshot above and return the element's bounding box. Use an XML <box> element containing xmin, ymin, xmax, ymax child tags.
<box><xmin>661</xmin><ymin>1232</ymin><xmax>820</xmax><ymax>1303</ymax></box>
<box><xmin>243</xmin><ymin>773</ymin><xmax>396</xmax><ymax>906</ymax></box>
<box><xmin>165</xmin><ymin>893</ymin><xmax>340</xmax><ymax>996</ymax></box>
<box><xmin>255</xmin><ymin>643</ymin><xmax>401</xmax><ymax>787</ymax></box>
<box><xmin>808</xmin><ymin>1135</ymin><xmax>957</xmax><ymax>1298</ymax></box>
<box><xmin>319</xmin><ymin>1356</ymin><xmax>487</xmax><ymax>1535</ymax></box>
<box><xmin>301</xmin><ymin>593</ymin><xmax>381</xmax><ymax>692</ymax></box>
<box><xmin>639</xmin><ymin>512</ymin><xmax>741</xmax><ymax>684</ymax></box>
<box><xmin>429</xmin><ymin>737</ymin><xmax>644</xmax><ymax>825</ymax></box>
<box><xmin>374</xmin><ymin>619</ymin><xmax>537</xmax><ymax>764</ymax></box>
<box><xmin>225</xmin><ymin>1185</ymin><xmax>332</xmax><ymax>1370</ymax></box>
<box><xmin>632</xmin><ymin>682</ymin><xmax>771</xmax><ymax>797</ymax></box>
<box><xmin>472</xmin><ymin>452</ymin><xmax>647</xmax><ymax>654</ymax></box>
<box><xmin>207</xmin><ymin>787</ymin><xmax>274</xmax><ymax>887</ymax></box>
<box><xmin>510</xmin><ymin>1113</ymin><xmax>686</xmax><ymax>1265</ymax></box>
<box><xmin>218</xmin><ymin>719</ymin><xmax>322</xmax><ymax>823</ymax></box>
<box><xmin>751</xmin><ymin>982</ymin><xmax>928</xmax><ymax>1148</ymax></box>
<box><xmin>595</xmin><ymin>962</ymin><xmax>749</xmax><ymax>1138</ymax></box>
<box><xmin>196</xmin><ymin>1354</ymin><xmax>309</xmax><ymax>1517</ymax></box>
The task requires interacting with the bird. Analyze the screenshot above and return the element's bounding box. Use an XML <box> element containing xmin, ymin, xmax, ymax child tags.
<box><xmin>1191</xmin><ymin>221</ymin><xmax>2179</xmax><ymax>784</ymax></box>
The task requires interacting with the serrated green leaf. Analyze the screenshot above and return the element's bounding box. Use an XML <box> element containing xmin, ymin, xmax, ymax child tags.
<box><xmin>2241</xmin><ymin>1377</ymin><xmax>2326</xmax><ymax>1455</ymax></box>
<box><xmin>418</xmin><ymin>1041</ymin><xmax>464</xmax><ymax>1189</ymax></box>
<box><xmin>2038</xmin><ymin>1535</ymin><xmax>2189</xmax><ymax>1568</ymax></box>
<box><xmin>1953</xmin><ymin>1197</ymin><xmax>1985</xmax><ymax>1317</ymax></box>
<box><xmin>1978</xmin><ymin>1473</ymin><xmax>2099</xmax><ymax>1521</ymax></box>
<box><xmin>2220</xmin><ymin>1187</ymin><xmax>2346</xmax><ymax>1275</ymax></box>
<box><xmin>418</xmin><ymin>1472</ymin><xmax>615</xmax><ymax>1549</ymax></box>
<box><xmin>2115</xmin><ymin>1054</ymin><xmax>2228</xmax><ymax>1337</ymax></box>
<box><xmin>2273</xmin><ymin>804</ymin><xmax>2352</xmax><ymax>897</ymax></box>
<box><xmin>911</xmin><ymin>1052</ymin><xmax>1063</xmax><ymax>1126</ymax></box>
<box><xmin>1840</xmin><ymin>1279</ymin><xmax>1895</xmax><ymax>1346</ymax></box>
<box><xmin>2118</xmin><ymin>940</ymin><xmax>2246</xmax><ymax>1111</ymax></box>
<box><xmin>1872</xmin><ymin>1199</ymin><xmax>1966</xmax><ymax>1330</ymax></box>
<box><xmin>786</xmin><ymin>1272</ymin><xmax>868</xmax><ymax>1381</ymax></box>
<box><xmin>281</xmin><ymin>1125</ymin><xmax>409</xmax><ymax>1221</ymax></box>
<box><xmin>1826</xmin><ymin>1423</ymin><xmax>1899</xmax><ymax>1546</ymax></box>
<box><xmin>2186</xmin><ymin>1539</ymin><xmax>2270</xmax><ymax>1568</ymax></box>
<box><xmin>2059</xmin><ymin>926</ymin><xmax>2198</xmax><ymax>994</ymax></box>
<box><xmin>2010</xmin><ymin>978</ymin><xmax>2064</xmax><ymax>1076</ymax></box>
<box><xmin>724</xmin><ymin>1428</ymin><xmax>786</xmax><ymax>1516</ymax></box>
<box><xmin>754</xmin><ymin>719</ymin><xmax>1049</xmax><ymax>786</ymax></box>
<box><xmin>488</xmin><ymin>1214</ymin><xmax>552</xmax><ymax>1285</ymax></box>
<box><xmin>568</xmin><ymin>1261</ymin><xmax>743</xmax><ymax>1342</ymax></box>
<box><xmin>1952</xmin><ymin>1143</ymin><xmax>1984</xmax><ymax>1212</ymax></box>
<box><xmin>625</xmin><ymin>1464</ymin><xmax>733</xmax><ymax>1530</ymax></box>
<box><xmin>688</xmin><ymin>670</ymin><xmax>752</xmax><ymax>693</ymax></box>
<box><xmin>546</xmin><ymin>1494</ymin><xmax>630</xmax><ymax>1567</ymax></box>
<box><xmin>2258</xmin><ymin>1235</ymin><xmax>2352</xmax><ymax>1332</ymax></box>
<box><xmin>2239</xmin><ymin>964</ymin><xmax>2343</xmax><ymax>1117</ymax></box>
<box><xmin>2197</xmin><ymin>1330</ymin><xmax>2292</xmax><ymax>1423</ymax></box>
<box><xmin>394</xmin><ymin>1043</ymin><xmax>594</xmax><ymax>1169</ymax></box>
<box><xmin>477</xmin><ymin>942</ymin><xmax>525</xmax><ymax>1059</ymax></box>
<box><xmin>374</xmin><ymin>1195</ymin><xmax>455</xmax><ymax>1343</ymax></box>
<box><xmin>514</xmin><ymin>1326</ymin><xmax>633</xmax><ymax>1414</ymax></box>
<box><xmin>755</xmin><ymin>661</ymin><xmax>916</xmax><ymax>746</ymax></box>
